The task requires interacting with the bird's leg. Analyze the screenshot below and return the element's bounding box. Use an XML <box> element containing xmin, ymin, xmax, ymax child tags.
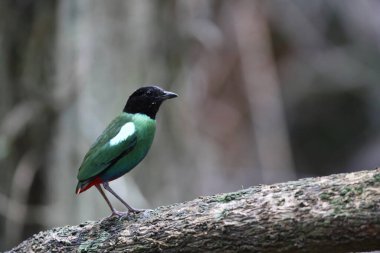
<box><xmin>102</xmin><ymin>182</ymin><xmax>143</xmax><ymax>214</ymax></box>
<box><xmin>95</xmin><ymin>184</ymin><xmax>124</xmax><ymax>217</ymax></box>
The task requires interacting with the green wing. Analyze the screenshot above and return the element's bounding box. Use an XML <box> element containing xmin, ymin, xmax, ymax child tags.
<box><xmin>77</xmin><ymin>113</ymin><xmax>137</xmax><ymax>181</ymax></box>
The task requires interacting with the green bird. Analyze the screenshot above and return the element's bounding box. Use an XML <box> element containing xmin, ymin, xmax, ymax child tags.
<box><xmin>76</xmin><ymin>86</ymin><xmax>178</xmax><ymax>216</ymax></box>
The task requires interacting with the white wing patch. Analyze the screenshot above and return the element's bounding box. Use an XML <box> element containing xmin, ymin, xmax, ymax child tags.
<box><xmin>109</xmin><ymin>122</ymin><xmax>135</xmax><ymax>146</ymax></box>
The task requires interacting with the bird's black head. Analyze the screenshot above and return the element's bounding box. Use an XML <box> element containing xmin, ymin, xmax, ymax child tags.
<box><xmin>123</xmin><ymin>86</ymin><xmax>178</xmax><ymax>119</ymax></box>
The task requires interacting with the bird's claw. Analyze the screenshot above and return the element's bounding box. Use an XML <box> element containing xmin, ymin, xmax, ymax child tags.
<box><xmin>110</xmin><ymin>210</ymin><xmax>128</xmax><ymax>217</ymax></box>
<box><xmin>128</xmin><ymin>208</ymin><xmax>145</xmax><ymax>214</ymax></box>
<box><xmin>109</xmin><ymin>208</ymin><xmax>145</xmax><ymax>218</ymax></box>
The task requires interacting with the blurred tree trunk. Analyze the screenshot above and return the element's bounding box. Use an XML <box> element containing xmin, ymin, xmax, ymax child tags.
<box><xmin>0</xmin><ymin>0</ymin><xmax>58</xmax><ymax>250</ymax></box>
<box><xmin>232</xmin><ymin>0</ymin><xmax>296</xmax><ymax>183</ymax></box>
<box><xmin>9</xmin><ymin>169</ymin><xmax>380</xmax><ymax>252</ymax></box>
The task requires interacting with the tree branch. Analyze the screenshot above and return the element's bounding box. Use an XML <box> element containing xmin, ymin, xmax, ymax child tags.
<box><xmin>9</xmin><ymin>169</ymin><xmax>380</xmax><ymax>252</ymax></box>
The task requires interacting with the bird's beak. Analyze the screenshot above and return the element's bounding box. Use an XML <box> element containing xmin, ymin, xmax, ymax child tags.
<box><xmin>162</xmin><ymin>91</ymin><xmax>178</xmax><ymax>100</ymax></box>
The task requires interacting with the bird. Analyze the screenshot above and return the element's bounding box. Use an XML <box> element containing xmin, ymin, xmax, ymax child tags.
<box><xmin>75</xmin><ymin>86</ymin><xmax>178</xmax><ymax>216</ymax></box>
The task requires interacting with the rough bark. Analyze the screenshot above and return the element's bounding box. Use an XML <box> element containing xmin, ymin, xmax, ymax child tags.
<box><xmin>8</xmin><ymin>169</ymin><xmax>380</xmax><ymax>253</ymax></box>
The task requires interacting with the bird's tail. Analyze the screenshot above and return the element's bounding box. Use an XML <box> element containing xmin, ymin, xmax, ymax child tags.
<box><xmin>76</xmin><ymin>177</ymin><xmax>103</xmax><ymax>194</ymax></box>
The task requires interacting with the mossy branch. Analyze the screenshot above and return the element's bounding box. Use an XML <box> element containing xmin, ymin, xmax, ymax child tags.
<box><xmin>9</xmin><ymin>169</ymin><xmax>380</xmax><ymax>252</ymax></box>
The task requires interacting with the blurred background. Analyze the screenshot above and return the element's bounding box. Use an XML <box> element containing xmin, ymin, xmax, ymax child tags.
<box><xmin>1</xmin><ymin>0</ymin><xmax>380</xmax><ymax>250</ymax></box>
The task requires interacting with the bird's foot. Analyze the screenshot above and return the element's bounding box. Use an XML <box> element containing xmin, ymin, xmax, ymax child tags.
<box><xmin>107</xmin><ymin>208</ymin><xmax>147</xmax><ymax>219</ymax></box>
<box><xmin>109</xmin><ymin>209</ymin><xmax>144</xmax><ymax>218</ymax></box>
<box><xmin>110</xmin><ymin>210</ymin><xmax>128</xmax><ymax>217</ymax></box>
<box><xmin>127</xmin><ymin>208</ymin><xmax>145</xmax><ymax>214</ymax></box>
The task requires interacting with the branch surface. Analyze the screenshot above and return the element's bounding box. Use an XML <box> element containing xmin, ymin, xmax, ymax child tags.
<box><xmin>9</xmin><ymin>169</ymin><xmax>380</xmax><ymax>252</ymax></box>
